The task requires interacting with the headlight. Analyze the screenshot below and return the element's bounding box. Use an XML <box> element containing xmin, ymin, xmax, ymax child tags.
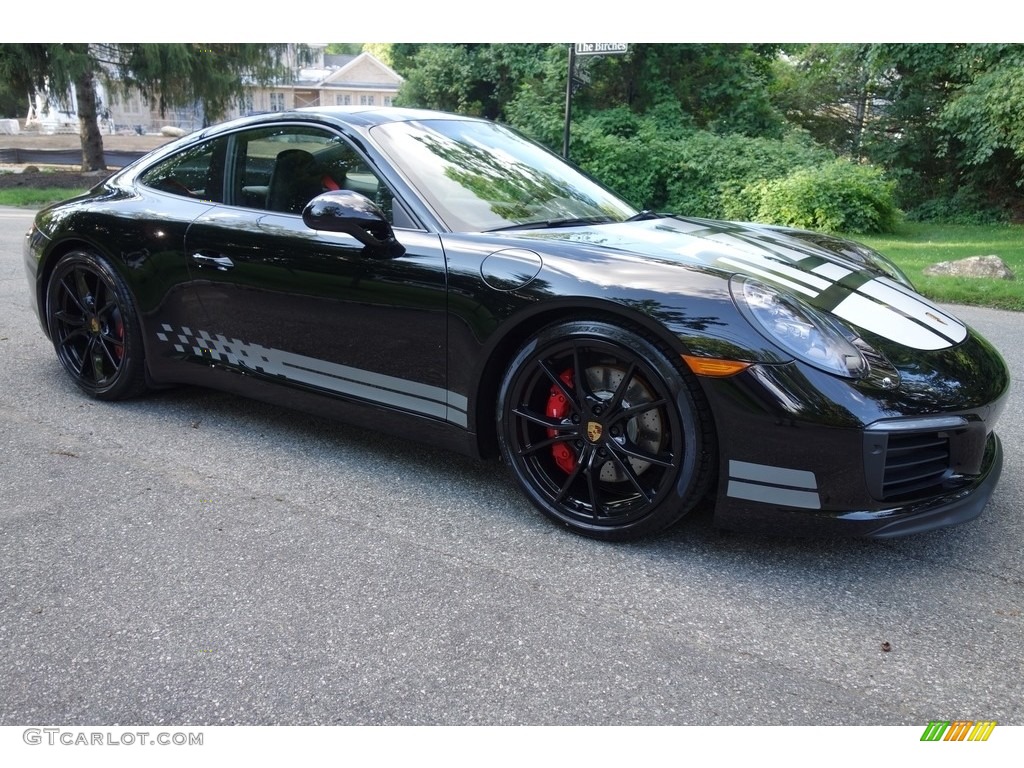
<box><xmin>731</xmin><ymin>276</ymin><xmax>868</xmax><ymax>379</ymax></box>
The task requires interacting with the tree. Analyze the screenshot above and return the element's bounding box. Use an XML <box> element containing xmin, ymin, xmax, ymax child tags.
<box><xmin>0</xmin><ymin>43</ymin><xmax>294</xmax><ymax>171</ymax></box>
<box><xmin>860</xmin><ymin>43</ymin><xmax>1023</xmax><ymax>215</ymax></box>
<box><xmin>776</xmin><ymin>43</ymin><xmax>1024</xmax><ymax>217</ymax></box>
<box><xmin>573</xmin><ymin>44</ymin><xmax>785</xmax><ymax>138</ymax></box>
<box><xmin>939</xmin><ymin>46</ymin><xmax>1024</xmax><ymax>197</ymax></box>
<box><xmin>771</xmin><ymin>44</ymin><xmax>883</xmax><ymax>156</ymax></box>
<box><xmin>394</xmin><ymin>44</ymin><xmax>556</xmax><ymax>120</ymax></box>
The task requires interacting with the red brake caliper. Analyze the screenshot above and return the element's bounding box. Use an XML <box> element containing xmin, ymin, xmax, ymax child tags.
<box><xmin>546</xmin><ymin>368</ymin><xmax>577</xmax><ymax>474</ymax></box>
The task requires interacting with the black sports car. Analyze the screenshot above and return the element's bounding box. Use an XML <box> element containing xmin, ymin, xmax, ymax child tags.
<box><xmin>23</xmin><ymin>107</ymin><xmax>1009</xmax><ymax>540</ymax></box>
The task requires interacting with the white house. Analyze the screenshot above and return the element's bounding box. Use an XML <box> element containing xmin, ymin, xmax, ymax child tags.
<box><xmin>253</xmin><ymin>51</ymin><xmax>404</xmax><ymax>113</ymax></box>
<box><xmin>25</xmin><ymin>46</ymin><xmax>404</xmax><ymax>135</ymax></box>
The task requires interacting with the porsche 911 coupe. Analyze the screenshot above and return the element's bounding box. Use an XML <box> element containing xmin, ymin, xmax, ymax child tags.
<box><xmin>23</xmin><ymin>107</ymin><xmax>1009</xmax><ymax>540</ymax></box>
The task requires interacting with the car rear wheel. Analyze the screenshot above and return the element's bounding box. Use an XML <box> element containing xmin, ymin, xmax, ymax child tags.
<box><xmin>46</xmin><ymin>250</ymin><xmax>147</xmax><ymax>400</ymax></box>
<box><xmin>498</xmin><ymin>320</ymin><xmax>714</xmax><ymax>540</ymax></box>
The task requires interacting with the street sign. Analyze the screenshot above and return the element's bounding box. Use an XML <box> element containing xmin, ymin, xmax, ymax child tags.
<box><xmin>574</xmin><ymin>43</ymin><xmax>628</xmax><ymax>56</ymax></box>
<box><xmin>564</xmin><ymin>43</ymin><xmax>629</xmax><ymax>159</ymax></box>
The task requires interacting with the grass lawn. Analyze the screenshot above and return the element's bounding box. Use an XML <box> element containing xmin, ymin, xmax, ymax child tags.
<box><xmin>858</xmin><ymin>222</ymin><xmax>1023</xmax><ymax>311</ymax></box>
<box><xmin>0</xmin><ymin>188</ymin><xmax>88</xmax><ymax>208</ymax></box>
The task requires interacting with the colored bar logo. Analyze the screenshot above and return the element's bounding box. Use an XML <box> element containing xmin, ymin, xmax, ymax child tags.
<box><xmin>921</xmin><ymin>720</ymin><xmax>997</xmax><ymax>741</ymax></box>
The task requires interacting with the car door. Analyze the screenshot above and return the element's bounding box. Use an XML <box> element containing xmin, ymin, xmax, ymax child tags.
<box><xmin>181</xmin><ymin>124</ymin><xmax>457</xmax><ymax>426</ymax></box>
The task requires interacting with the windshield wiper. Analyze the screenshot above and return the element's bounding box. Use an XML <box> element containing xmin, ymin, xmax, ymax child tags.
<box><xmin>487</xmin><ymin>216</ymin><xmax>616</xmax><ymax>232</ymax></box>
<box><xmin>624</xmin><ymin>210</ymin><xmax>664</xmax><ymax>221</ymax></box>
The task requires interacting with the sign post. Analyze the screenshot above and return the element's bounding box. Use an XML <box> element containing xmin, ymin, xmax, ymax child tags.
<box><xmin>563</xmin><ymin>43</ymin><xmax>629</xmax><ymax>159</ymax></box>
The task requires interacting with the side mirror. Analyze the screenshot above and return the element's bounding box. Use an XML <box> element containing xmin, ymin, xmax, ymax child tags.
<box><xmin>302</xmin><ymin>190</ymin><xmax>401</xmax><ymax>254</ymax></box>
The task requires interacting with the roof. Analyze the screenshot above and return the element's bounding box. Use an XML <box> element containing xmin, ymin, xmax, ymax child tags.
<box><xmin>290</xmin><ymin>51</ymin><xmax>403</xmax><ymax>90</ymax></box>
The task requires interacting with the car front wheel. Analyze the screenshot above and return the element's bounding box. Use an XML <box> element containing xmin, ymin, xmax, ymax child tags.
<box><xmin>45</xmin><ymin>250</ymin><xmax>147</xmax><ymax>400</ymax></box>
<box><xmin>498</xmin><ymin>320</ymin><xmax>714</xmax><ymax>540</ymax></box>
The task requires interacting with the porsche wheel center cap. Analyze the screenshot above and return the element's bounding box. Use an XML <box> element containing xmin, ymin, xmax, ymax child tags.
<box><xmin>88</xmin><ymin>316</ymin><xmax>101</xmax><ymax>334</ymax></box>
<box><xmin>586</xmin><ymin>421</ymin><xmax>603</xmax><ymax>443</ymax></box>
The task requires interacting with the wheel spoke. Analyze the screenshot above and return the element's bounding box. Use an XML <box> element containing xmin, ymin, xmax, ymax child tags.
<box><xmin>89</xmin><ymin>342</ymin><xmax>106</xmax><ymax>382</ymax></box>
<box><xmin>73</xmin><ymin>268</ymin><xmax>92</xmax><ymax>305</ymax></box>
<box><xmin>611</xmin><ymin>398</ymin><xmax>668</xmax><ymax>424</ymax></box>
<box><xmin>58</xmin><ymin>338</ymin><xmax>85</xmax><ymax>376</ymax></box>
<box><xmin>58</xmin><ymin>328</ymin><xmax>89</xmax><ymax>347</ymax></box>
<box><xmin>605</xmin><ymin>361</ymin><xmax>637</xmax><ymax>413</ymax></box>
<box><xmin>584</xmin><ymin>449</ymin><xmax>603</xmax><ymax>519</ymax></box>
<box><xmin>74</xmin><ymin>336</ymin><xmax>96</xmax><ymax>377</ymax></box>
<box><xmin>572</xmin><ymin>345</ymin><xmax>598</xmax><ymax>406</ymax></box>
<box><xmin>609</xmin><ymin>440</ymin><xmax>676</xmax><ymax>469</ymax></box>
<box><xmin>537</xmin><ymin>360</ymin><xmax>575</xmax><ymax>403</ymax></box>
<box><xmin>97</xmin><ymin>335</ymin><xmax>122</xmax><ymax>369</ymax></box>
<box><xmin>513</xmin><ymin>406</ymin><xmax>576</xmax><ymax>431</ymax></box>
<box><xmin>53</xmin><ymin>309</ymin><xmax>85</xmax><ymax>328</ymax></box>
<box><xmin>554</xmin><ymin>457</ymin><xmax>586</xmax><ymax>503</ymax></box>
<box><xmin>606</xmin><ymin>449</ymin><xmax>655</xmax><ymax>501</ymax></box>
<box><xmin>59</xmin><ymin>277</ymin><xmax>87</xmax><ymax>314</ymax></box>
<box><xmin>516</xmin><ymin>432</ymin><xmax>576</xmax><ymax>457</ymax></box>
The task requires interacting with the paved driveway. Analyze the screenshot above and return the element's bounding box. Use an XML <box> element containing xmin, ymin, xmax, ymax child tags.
<box><xmin>1</xmin><ymin>206</ymin><xmax>1021</xmax><ymax>726</ymax></box>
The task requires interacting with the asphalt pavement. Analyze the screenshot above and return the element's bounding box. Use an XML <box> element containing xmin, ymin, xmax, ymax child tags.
<box><xmin>1</xmin><ymin>206</ymin><xmax>1021</xmax><ymax>727</ymax></box>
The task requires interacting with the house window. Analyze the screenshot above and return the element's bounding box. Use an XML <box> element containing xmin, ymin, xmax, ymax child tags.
<box><xmin>384</xmin><ymin>97</ymin><xmax>393</xmax><ymax>107</ymax></box>
<box><xmin>270</xmin><ymin>93</ymin><xmax>285</xmax><ymax>111</ymax></box>
<box><xmin>360</xmin><ymin>95</ymin><xmax>375</xmax><ymax>106</ymax></box>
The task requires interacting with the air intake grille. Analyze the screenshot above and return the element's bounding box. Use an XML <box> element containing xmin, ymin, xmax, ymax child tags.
<box><xmin>881</xmin><ymin>431</ymin><xmax>951</xmax><ymax>500</ymax></box>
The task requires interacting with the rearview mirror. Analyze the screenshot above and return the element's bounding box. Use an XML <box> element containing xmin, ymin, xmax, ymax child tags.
<box><xmin>302</xmin><ymin>190</ymin><xmax>401</xmax><ymax>254</ymax></box>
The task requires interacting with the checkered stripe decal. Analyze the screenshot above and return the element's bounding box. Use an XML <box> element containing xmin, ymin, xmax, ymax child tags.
<box><xmin>154</xmin><ymin>324</ymin><xmax>468</xmax><ymax>427</ymax></box>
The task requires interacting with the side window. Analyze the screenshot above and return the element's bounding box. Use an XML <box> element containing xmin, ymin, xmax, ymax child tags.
<box><xmin>230</xmin><ymin>125</ymin><xmax>400</xmax><ymax>224</ymax></box>
<box><xmin>139</xmin><ymin>140</ymin><xmax>225</xmax><ymax>202</ymax></box>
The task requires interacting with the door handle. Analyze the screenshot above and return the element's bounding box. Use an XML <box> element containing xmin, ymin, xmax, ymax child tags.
<box><xmin>191</xmin><ymin>253</ymin><xmax>234</xmax><ymax>271</ymax></box>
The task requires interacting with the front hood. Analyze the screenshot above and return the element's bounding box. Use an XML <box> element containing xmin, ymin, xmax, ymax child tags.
<box><xmin>502</xmin><ymin>216</ymin><xmax>968</xmax><ymax>353</ymax></box>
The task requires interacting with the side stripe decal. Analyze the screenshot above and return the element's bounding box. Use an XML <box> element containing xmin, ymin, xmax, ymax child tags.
<box><xmin>155</xmin><ymin>324</ymin><xmax>468</xmax><ymax>427</ymax></box>
<box><xmin>727</xmin><ymin>460</ymin><xmax>821</xmax><ymax>510</ymax></box>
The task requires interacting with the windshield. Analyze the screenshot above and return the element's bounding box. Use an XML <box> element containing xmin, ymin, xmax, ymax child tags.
<box><xmin>370</xmin><ymin>118</ymin><xmax>636</xmax><ymax>232</ymax></box>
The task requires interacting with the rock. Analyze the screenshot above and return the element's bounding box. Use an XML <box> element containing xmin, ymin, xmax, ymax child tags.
<box><xmin>22</xmin><ymin>165</ymin><xmax>40</xmax><ymax>174</ymax></box>
<box><xmin>160</xmin><ymin>126</ymin><xmax>187</xmax><ymax>138</ymax></box>
<box><xmin>922</xmin><ymin>255</ymin><xmax>1015</xmax><ymax>280</ymax></box>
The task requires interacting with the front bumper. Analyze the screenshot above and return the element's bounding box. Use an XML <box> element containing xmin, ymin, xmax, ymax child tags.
<box><xmin>702</xmin><ymin>355</ymin><xmax>1008</xmax><ymax>539</ymax></box>
<box><xmin>713</xmin><ymin>432</ymin><xmax>1002</xmax><ymax>538</ymax></box>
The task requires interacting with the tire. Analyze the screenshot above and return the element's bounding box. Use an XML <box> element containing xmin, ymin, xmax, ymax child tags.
<box><xmin>497</xmin><ymin>320</ymin><xmax>714</xmax><ymax>541</ymax></box>
<box><xmin>45</xmin><ymin>250</ymin><xmax>148</xmax><ymax>401</ymax></box>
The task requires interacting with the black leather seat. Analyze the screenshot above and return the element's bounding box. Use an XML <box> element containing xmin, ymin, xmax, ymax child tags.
<box><xmin>266</xmin><ymin>149</ymin><xmax>323</xmax><ymax>214</ymax></box>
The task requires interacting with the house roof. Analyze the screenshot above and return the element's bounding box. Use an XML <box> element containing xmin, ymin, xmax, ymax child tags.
<box><xmin>293</xmin><ymin>52</ymin><xmax>403</xmax><ymax>91</ymax></box>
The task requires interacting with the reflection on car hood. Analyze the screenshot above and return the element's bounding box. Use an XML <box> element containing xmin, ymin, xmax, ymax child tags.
<box><xmin>503</xmin><ymin>216</ymin><xmax>968</xmax><ymax>352</ymax></box>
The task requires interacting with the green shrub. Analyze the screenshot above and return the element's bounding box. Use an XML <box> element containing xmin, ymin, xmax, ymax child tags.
<box><xmin>904</xmin><ymin>187</ymin><xmax>1010</xmax><ymax>225</ymax></box>
<box><xmin>725</xmin><ymin>160</ymin><xmax>900</xmax><ymax>234</ymax></box>
<box><xmin>661</xmin><ymin>132</ymin><xmax>832</xmax><ymax>218</ymax></box>
<box><xmin>570</xmin><ymin>117</ymin><xmax>834</xmax><ymax>218</ymax></box>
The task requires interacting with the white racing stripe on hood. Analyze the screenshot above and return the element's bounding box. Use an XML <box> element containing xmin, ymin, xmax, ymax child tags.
<box><xmin>718</xmin><ymin>250</ymin><xmax>833</xmax><ymax>293</ymax></box>
<box><xmin>812</xmin><ymin>262</ymin><xmax>853</xmax><ymax>282</ymax></box>
<box><xmin>831</xmin><ymin>292</ymin><xmax>952</xmax><ymax>350</ymax></box>
<box><xmin>718</xmin><ymin>257</ymin><xmax>818</xmax><ymax>297</ymax></box>
<box><xmin>859</xmin><ymin>277</ymin><xmax>968</xmax><ymax>344</ymax></box>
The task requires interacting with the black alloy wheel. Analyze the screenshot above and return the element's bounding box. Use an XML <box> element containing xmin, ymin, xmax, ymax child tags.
<box><xmin>46</xmin><ymin>250</ymin><xmax>147</xmax><ymax>400</ymax></box>
<box><xmin>498</xmin><ymin>320</ymin><xmax>713</xmax><ymax>540</ymax></box>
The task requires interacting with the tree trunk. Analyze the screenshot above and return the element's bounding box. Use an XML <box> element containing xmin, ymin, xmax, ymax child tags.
<box><xmin>74</xmin><ymin>68</ymin><xmax>106</xmax><ymax>171</ymax></box>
